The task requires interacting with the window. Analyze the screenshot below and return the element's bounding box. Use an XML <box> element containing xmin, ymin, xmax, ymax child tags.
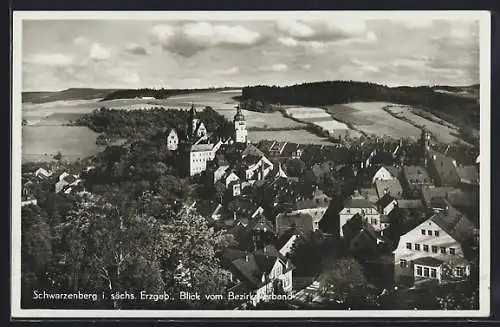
<box><xmin>400</xmin><ymin>259</ymin><xmax>407</xmax><ymax>268</ymax></box>
<box><xmin>434</xmin><ymin>231</ymin><xmax>440</xmax><ymax>237</ymax></box>
<box><xmin>449</xmin><ymin>248</ymin><xmax>456</xmax><ymax>255</ymax></box>
<box><xmin>427</xmin><ymin>230</ymin><xmax>432</xmax><ymax>236</ymax></box>
<box><xmin>415</xmin><ymin>244</ymin><xmax>420</xmax><ymax>251</ymax></box>
<box><xmin>423</xmin><ymin>245</ymin><xmax>429</xmax><ymax>252</ymax></box>
<box><xmin>424</xmin><ymin>267</ymin><xmax>429</xmax><ymax>277</ymax></box>
<box><xmin>431</xmin><ymin>268</ymin><xmax>437</xmax><ymax>278</ymax></box>
<box><xmin>455</xmin><ymin>266</ymin><xmax>465</xmax><ymax>277</ymax></box>
<box><xmin>421</xmin><ymin>229</ymin><xmax>426</xmax><ymax>235</ymax></box>
<box><xmin>406</xmin><ymin>242</ymin><xmax>412</xmax><ymax>250</ymax></box>
<box><xmin>371</xmin><ymin>218</ymin><xmax>378</xmax><ymax>225</ymax></box>
<box><xmin>416</xmin><ymin>266</ymin><xmax>422</xmax><ymax>276</ymax></box>
<box><xmin>440</xmin><ymin>247</ymin><xmax>447</xmax><ymax>254</ymax></box>
<box><xmin>432</xmin><ymin>246</ymin><xmax>438</xmax><ymax>253</ymax></box>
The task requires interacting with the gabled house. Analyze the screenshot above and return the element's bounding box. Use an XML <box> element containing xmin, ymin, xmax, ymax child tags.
<box><xmin>219</xmin><ymin>245</ymin><xmax>294</xmax><ymax>306</ymax></box>
<box><xmin>339</xmin><ymin>192</ymin><xmax>381</xmax><ymax>238</ymax></box>
<box><xmin>342</xmin><ymin>213</ymin><xmax>384</xmax><ymax>254</ymax></box>
<box><xmin>393</xmin><ymin>203</ymin><xmax>474</xmax><ymax>286</ymax></box>
<box><xmin>241</xmin><ymin>155</ymin><xmax>274</xmax><ymax>182</ymax></box>
<box><xmin>374</xmin><ymin>179</ymin><xmax>403</xmax><ymax>199</ymax></box>
<box><xmin>274</xmin><ymin>227</ymin><xmax>304</xmax><ymax>257</ymax></box>
<box><xmin>166</xmin><ymin>128</ymin><xmax>179</xmax><ymax>151</ymax></box>
<box><xmin>401</xmin><ymin>166</ymin><xmax>433</xmax><ymax>198</ymax></box>
<box><xmin>376</xmin><ymin>193</ymin><xmax>397</xmax><ymax>216</ymax></box>
<box><xmin>371</xmin><ymin>165</ymin><xmax>400</xmax><ymax>184</ymax></box>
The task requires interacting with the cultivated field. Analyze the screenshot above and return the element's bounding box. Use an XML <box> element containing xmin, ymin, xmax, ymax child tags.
<box><xmin>284</xmin><ymin>106</ymin><xmax>363</xmax><ymax>139</ymax></box>
<box><xmin>22</xmin><ymin>126</ymin><xmax>102</xmax><ymax>163</ymax></box>
<box><xmin>384</xmin><ymin>104</ymin><xmax>462</xmax><ymax>144</ymax></box>
<box><xmin>326</xmin><ymin>102</ymin><xmax>422</xmax><ymax>139</ymax></box>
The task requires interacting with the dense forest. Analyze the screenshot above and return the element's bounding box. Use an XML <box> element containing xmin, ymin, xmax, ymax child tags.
<box><xmin>74</xmin><ymin>106</ymin><xmax>234</xmax><ymax>143</ymax></box>
<box><xmin>239</xmin><ymin>81</ymin><xmax>479</xmax><ymax>133</ymax></box>
<box><xmin>101</xmin><ymin>87</ymin><xmax>240</xmax><ymax>101</ymax></box>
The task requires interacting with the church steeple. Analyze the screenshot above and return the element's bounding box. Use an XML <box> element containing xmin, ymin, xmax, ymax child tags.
<box><xmin>234</xmin><ymin>104</ymin><xmax>245</xmax><ymax>121</ymax></box>
<box><xmin>233</xmin><ymin>104</ymin><xmax>248</xmax><ymax>144</ymax></box>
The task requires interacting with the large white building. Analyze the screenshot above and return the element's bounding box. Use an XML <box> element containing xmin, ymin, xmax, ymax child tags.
<box><xmin>393</xmin><ymin>203</ymin><xmax>474</xmax><ymax>286</ymax></box>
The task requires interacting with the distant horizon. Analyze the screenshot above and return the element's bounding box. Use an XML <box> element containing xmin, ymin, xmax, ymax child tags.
<box><xmin>22</xmin><ymin>79</ymin><xmax>480</xmax><ymax>94</ymax></box>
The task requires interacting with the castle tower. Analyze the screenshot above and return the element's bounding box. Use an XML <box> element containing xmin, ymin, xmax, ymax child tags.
<box><xmin>233</xmin><ymin>105</ymin><xmax>248</xmax><ymax>144</ymax></box>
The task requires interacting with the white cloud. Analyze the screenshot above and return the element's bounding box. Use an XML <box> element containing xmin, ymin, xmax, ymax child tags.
<box><xmin>391</xmin><ymin>19</ymin><xmax>435</xmax><ymax>29</ymax></box>
<box><xmin>260</xmin><ymin>63</ymin><xmax>288</xmax><ymax>72</ymax></box>
<box><xmin>73</xmin><ymin>36</ymin><xmax>89</xmax><ymax>47</ymax></box>
<box><xmin>302</xmin><ymin>64</ymin><xmax>312</xmax><ymax>70</ymax></box>
<box><xmin>125</xmin><ymin>43</ymin><xmax>149</xmax><ymax>55</ymax></box>
<box><xmin>278</xmin><ymin>37</ymin><xmax>299</xmax><ymax>47</ymax></box>
<box><xmin>28</xmin><ymin>53</ymin><xmax>74</xmax><ymax>67</ymax></box>
<box><xmin>276</xmin><ymin>20</ymin><xmax>315</xmax><ymax>38</ymax></box>
<box><xmin>218</xmin><ymin>66</ymin><xmax>240</xmax><ymax>75</ymax></box>
<box><xmin>89</xmin><ymin>43</ymin><xmax>111</xmax><ymax>61</ymax></box>
<box><xmin>149</xmin><ymin>22</ymin><xmax>262</xmax><ymax>57</ymax></box>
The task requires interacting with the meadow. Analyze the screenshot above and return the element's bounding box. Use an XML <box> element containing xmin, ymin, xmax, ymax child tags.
<box><xmin>384</xmin><ymin>104</ymin><xmax>462</xmax><ymax>144</ymax></box>
<box><xmin>326</xmin><ymin>102</ymin><xmax>422</xmax><ymax>140</ymax></box>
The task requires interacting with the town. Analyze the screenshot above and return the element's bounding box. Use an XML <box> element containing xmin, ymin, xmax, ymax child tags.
<box><xmin>21</xmin><ymin>101</ymin><xmax>480</xmax><ymax>310</ymax></box>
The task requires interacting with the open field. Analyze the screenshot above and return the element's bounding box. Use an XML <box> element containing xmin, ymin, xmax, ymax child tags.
<box><xmin>384</xmin><ymin>104</ymin><xmax>462</xmax><ymax>144</ymax></box>
<box><xmin>284</xmin><ymin>106</ymin><xmax>363</xmax><ymax>139</ymax></box>
<box><xmin>326</xmin><ymin>102</ymin><xmax>422</xmax><ymax>140</ymax></box>
<box><xmin>22</xmin><ymin>126</ymin><xmax>102</xmax><ymax>163</ymax></box>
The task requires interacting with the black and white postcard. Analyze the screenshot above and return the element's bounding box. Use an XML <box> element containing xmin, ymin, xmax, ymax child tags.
<box><xmin>11</xmin><ymin>10</ymin><xmax>491</xmax><ymax>319</ymax></box>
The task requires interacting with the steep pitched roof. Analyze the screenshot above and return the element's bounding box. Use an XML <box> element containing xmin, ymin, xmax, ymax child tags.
<box><xmin>402</xmin><ymin>166</ymin><xmax>431</xmax><ymax>185</ymax></box>
<box><xmin>421</xmin><ymin>186</ymin><xmax>455</xmax><ymax>207</ymax></box>
<box><xmin>455</xmin><ymin>165</ymin><xmax>479</xmax><ymax>184</ymax></box>
<box><xmin>377</xmin><ymin>193</ymin><xmax>396</xmax><ymax>209</ymax></box>
<box><xmin>375</xmin><ymin>179</ymin><xmax>403</xmax><ymax>199</ymax></box>
<box><xmin>383</xmin><ymin>165</ymin><xmax>400</xmax><ymax>178</ymax></box>
<box><xmin>428</xmin><ymin>151</ymin><xmax>459</xmax><ymax>184</ymax></box>
<box><xmin>242</xmin><ymin>144</ymin><xmax>265</xmax><ymax>158</ymax></box>
<box><xmin>295</xmin><ymin>189</ymin><xmax>331</xmax><ymax>210</ymax></box>
<box><xmin>274</xmin><ymin>227</ymin><xmax>303</xmax><ymax>251</ymax></box>
<box><xmin>397</xmin><ymin>199</ymin><xmax>424</xmax><ymax>209</ymax></box>
<box><xmin>280</xmin><ymin>142</ymin><xmax>302</xmax><ymax>158</ymax></box>
<box><xmin>430</xmin><ymin>204</ymin><xmax>474</xmax><ymax>244</ymax></box>
<box><xmin>343</xmin><ymin>196</ymin><xmax>377</xmax><ymax>209</ymax></box>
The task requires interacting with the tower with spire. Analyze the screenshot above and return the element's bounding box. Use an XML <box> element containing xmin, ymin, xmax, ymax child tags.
<box><xmin>233</xmin><ymin>104</ymin><xmax>248</xmax><ymax>144</ymax></box>
<box><xmin>420</xmin><ymin>128</ymin><xmax>431</xmax><ymax>167</ymax></box>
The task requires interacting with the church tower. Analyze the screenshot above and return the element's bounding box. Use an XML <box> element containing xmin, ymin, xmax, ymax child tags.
<box><xmin>420</xmin><ymin>128</ymin><xmax>431</xmax><ymax>167</ymax></box>
<box><xmin>233</xmin><ymin>105</ymin><xmax>248</xmax><ymax>144</ymax></box>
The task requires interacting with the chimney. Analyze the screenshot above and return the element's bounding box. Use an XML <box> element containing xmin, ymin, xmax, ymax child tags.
<box><xmin>233</xmin><ymin>211</ymin><xmax>237</xmax><ymax>220</ymax></box>
<box><xmin>245</xmin><ymin>254</ymin><xmax>249</xmax><ymax>262</ymax></box>
<box><xmin>452</xmin><ymin>160</ymin><xmax>457</xmax><ymax>167</ymax></box>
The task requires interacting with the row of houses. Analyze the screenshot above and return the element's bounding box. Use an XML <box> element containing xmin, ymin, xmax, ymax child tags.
<box><xmin>337</xmin><ymin>135</ymin><xmax>479</xmax><ymax>287</ymax></box>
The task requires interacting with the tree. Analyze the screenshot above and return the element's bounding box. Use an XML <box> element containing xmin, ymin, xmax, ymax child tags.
<box><xmin>53</xmin><ymin>151</ymin><xmax>63</xmax><ymax>161</ymax></box>
<box><xmin>284</xmin><ymin>158</ymin><xmax>306</xmax><ymax>178</ymax></box>
<box><xmin>319</xmin><ymin>257</ymin><xmax>367</xmax><ymax>304</ymax></box>
<box><xmin>288</xmin><ymin>232</ymin><xmax>325</xmax><ymax>277</ymax></box>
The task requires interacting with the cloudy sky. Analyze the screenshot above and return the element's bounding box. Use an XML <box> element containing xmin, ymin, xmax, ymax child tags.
<box><xmin>21</xmin><ymin>17</ymin><xmax>480</xmax><ymax>91</ymax></box>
